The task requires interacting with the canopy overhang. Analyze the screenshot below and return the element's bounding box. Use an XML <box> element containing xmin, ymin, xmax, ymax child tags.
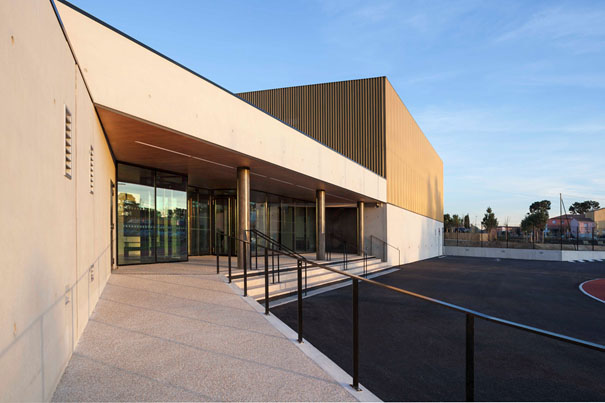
<box><xmin>99</xmin><ymin>105</ymin><xmax>379</xmax><ymax>204</ymax></box>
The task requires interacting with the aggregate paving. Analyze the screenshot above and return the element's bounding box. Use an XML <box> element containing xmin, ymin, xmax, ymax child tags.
<box><xmin>52</xmin><ymin>257</ymin><xmax>354</xmax><ymax>402</ymax></box>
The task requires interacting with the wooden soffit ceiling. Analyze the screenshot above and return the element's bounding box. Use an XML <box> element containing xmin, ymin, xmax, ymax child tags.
<box><xmin>97</xmin><ymin>105</ymin><xmax>378</xmax><ymax>204</ymax></box>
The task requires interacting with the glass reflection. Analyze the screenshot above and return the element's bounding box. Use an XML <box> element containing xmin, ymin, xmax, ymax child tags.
<box><xmin>117</xmin><ymin>164</ymin><xmax>155</xmax><ymax>265</ymax></box>
<box><xmin>188</xmin><ymin>188</ymin><xmax>210</xmax><ymax>256</ymax></box>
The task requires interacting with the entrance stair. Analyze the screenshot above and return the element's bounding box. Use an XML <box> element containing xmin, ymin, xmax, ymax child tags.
<box><xmin>232</xmin><ymin>255</ymin><xmax>391</xmax><ymax>302</ymax></box>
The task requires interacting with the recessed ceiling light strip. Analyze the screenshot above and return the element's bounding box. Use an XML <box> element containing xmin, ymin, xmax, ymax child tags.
<box><xmin>135</xmin><ymin>140</ymin><xmax>235</xmax><ymax>169</ymax></box>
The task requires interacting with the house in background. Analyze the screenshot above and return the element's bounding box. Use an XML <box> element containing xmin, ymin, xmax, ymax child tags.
<box><xmin>546</xmin><ymin>215</ymin><xmax>595</xmax><ymax>238</ymax></box>
<box><xmin>585</xmin><ymin>208</ymin><xmax>605</xmax><ymax>236</ymax></box>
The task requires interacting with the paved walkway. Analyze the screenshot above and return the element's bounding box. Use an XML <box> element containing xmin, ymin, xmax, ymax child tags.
<box><xmin>52</xmin><ymin>258</ymin><xmax>354</xmax><ymax>401</ymax></box>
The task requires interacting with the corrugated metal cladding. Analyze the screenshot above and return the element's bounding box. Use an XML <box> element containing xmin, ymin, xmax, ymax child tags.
<box><xmin>385</xmin><ymin>79</ymin><xmax>443</xmax><ymax>222</ymax></box>
<box><xmin>239</xmin><ymin>77</ymin><xmax>443</xmax><ymax>222</ymax></box>
<box><xmin>237</xmin><ymin>77</ymin><xmax>386</xmax><ymax>177</ymax></box>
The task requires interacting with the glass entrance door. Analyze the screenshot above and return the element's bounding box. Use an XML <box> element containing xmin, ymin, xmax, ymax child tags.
<box><xmin>188</xmin><ymin>187</ymin><xmax>210</xmax><ymax>256</ymax></box>
<box><xmin>213</xmin><ymin>196</ymin><xmax>236</xmax><ymax>255</ymax></box>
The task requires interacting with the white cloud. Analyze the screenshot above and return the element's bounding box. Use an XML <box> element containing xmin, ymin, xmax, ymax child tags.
<box><xmin>496</xmin><ymin>6</ymin><xmax>605</xmax><ymax>53</ymax></box>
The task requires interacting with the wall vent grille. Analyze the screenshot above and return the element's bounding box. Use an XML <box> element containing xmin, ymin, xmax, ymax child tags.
<box><xmin>89</xmin><ymin>145</ymin><xmax>94</xmax><ymax>194</ymax></box>
<box><xmin>64</xmin><ymin>105</ymin><xmax>72</xmax><ymax>179</ymax></box>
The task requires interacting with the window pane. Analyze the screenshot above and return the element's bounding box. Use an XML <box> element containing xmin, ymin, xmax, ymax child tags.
<box><xmin>269</xmin><ymin>202</ymin><xmax>280</xmax><ymax>244</ymax></box>
<box><xmin>295</xmin><ymin>206</ymin><xmax>306</xmax><ymax>252</ymax></box>
<box><xmin>281</xmin><ymin>202</ymin><xmax>294</xmax><ymax>250</ymax></box>
<box><xmin>188</xmin><ymin>188</ymin><xmax>210</xmax><ymax>256</ymax></box>
<box><xmin>156</xmin><ymin>171</ymin><xmax>187</xmax><ymax>262</ymax></box>
<box><xmin>117</xmin><ymin>181</ymin><xmax>155</xmax><ymax>265</ymax></box>
<box><xmin>306</xmin><ymin>206</ymin><xmax>316</xmax><ymax>252</ymax></box>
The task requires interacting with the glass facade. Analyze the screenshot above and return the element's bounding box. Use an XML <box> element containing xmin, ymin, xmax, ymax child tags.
<box><xmin>117</xmin><ymin>164</ymin><xmax>187</xmax><ymax>265</ymax></box>
<box><xmin>188</xmin><ymin>187</ymin><xmax>210</xmax><ymax>256</ymax></box>
<box><xmin>117</xmin><ymin>162</ymin><xmax>317</xmax><ymax>265</ymax></box>
<box><xmin>155</xmin><ymin>172</ymin><xmax>187</xmax><ymax>262</ymax></box>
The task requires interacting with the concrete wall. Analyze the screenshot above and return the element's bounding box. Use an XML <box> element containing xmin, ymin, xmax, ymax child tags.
<box><xmin>55</xmin><ymin>2</ymin><xmax>386</xmax><ymax>204</ymax></box>
<box><xmin>444</xmin><ymin>246</ymin><xmax>605</xmax><ymax>262</ymax></box>
<box><xmin>364</xmin><ymin>204</ymin><xmax>388</xmax><ymax>259</ymax></box>
<box><xmin>0</xmin><ymin>1</ymin><xmax>114</xmax><ymax>401</ymax></box>
<box><xmin>385</xmin><ymin>204</ymin><xmax>443</xmax><ymax>266</ymax></box>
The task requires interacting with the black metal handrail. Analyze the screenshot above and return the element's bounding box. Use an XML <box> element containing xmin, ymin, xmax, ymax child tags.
<box><xmin>218</xmin><ymin>229</ymin><xmax>605</xmax><ymax>400</ymax></box>
<box><xmin>284</xmin><ymin>251</ymin><xmax>605</xmax><ymax>399</ymax></box>
<box><xmin>369</xmin><ymin>235</ymin><xmax>401</xmax><ymax>265</ymax></box>
<box><xmin>216</xmin><ymin>229</ymin><xmax>304</xmax><ymax>310</ymax></box>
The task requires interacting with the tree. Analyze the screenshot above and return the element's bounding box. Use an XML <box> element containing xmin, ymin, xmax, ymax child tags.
<box><xmin>521</xmin><ymin>200</ymin><xmax>551</xmax><ymax>241</ymax></box>
<box><xmin>481</xmin><ymin>207</ymin><xmax>498</xmax><ymax>234</ymax></box>
<box><xmin>452</xmin><ymin>214</ymin><xmax>462</xmax><ymax>229</ymax></box>
<box><xmin>569</xmin><ymin>200</ymin><xmax>600</xmax><ymax>215</ymax></box>
<box><xmin>529</xmin><ymin>200</ymin><xmax>551</xmax><ymax>214</ymax></box>
<box><xmin>463</xmin><ymin>214</ymin><xmax>470</xmax><ymax>229</ymax></box>
<box><xmin>444</xmin><ymin>214</ymin><xmax>452</xmax><ymax>232</ymax></box>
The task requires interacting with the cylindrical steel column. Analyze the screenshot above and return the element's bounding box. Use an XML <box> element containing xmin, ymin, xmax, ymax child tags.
<box><xmin>357</xmin><ymin>201</ymin><xmax>365</xmax><ymax>255</ymax></box>
<box><xmin>316</xmin><ymin>189</ymin><xmax>326</xmax><ymax>260</ymax></box>
<box><xmin>237</xmin><ymin>167</ymin><xmax>250</xmax><ymax>273</ymax></box>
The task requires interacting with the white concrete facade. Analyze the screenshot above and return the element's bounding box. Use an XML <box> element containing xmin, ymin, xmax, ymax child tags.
<box><xmin>55</xmin><ymin>2</ymin><xmax>387</xmax><ymax>204</ymax></box>
<box><xmin>0</xmin><ymin>1</ymin><xmax>114</xmax><ymax>401</ymax></box>
<box><xmin>385</xmin><ymin>204</ymin><xmax>444</xmax><ymax>266</ymax></box>
<box><xmin>363</xmin><ymin>203</ymin><xmax>444</xmax><ymax>265</ymax></box>
<box><xmin>0</xmin><ymin>1</ymin><xmax>443</xmax><ymax>401</ymax></box>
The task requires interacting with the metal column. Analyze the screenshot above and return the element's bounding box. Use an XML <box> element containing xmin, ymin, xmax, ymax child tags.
<box><xmin>316</xmin><ymin>189</ymin><xmax>326</xmax><ymax>260</ymax></box>
<box><xmin>357</xmin><ymin>201</ymin><xmax>365</xmax><ymax>255</ymax></box>
<box><xmin>237</xmin><ymin>167</ymin><xmax>250</xmax><ymax>273</ymax></box>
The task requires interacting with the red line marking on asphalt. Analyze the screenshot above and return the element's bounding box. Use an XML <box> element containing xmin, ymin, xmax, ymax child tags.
<box><xmin>579</xmin><ymin>279</ymin><xmax>605</xmax><ymax>304</ymax></box>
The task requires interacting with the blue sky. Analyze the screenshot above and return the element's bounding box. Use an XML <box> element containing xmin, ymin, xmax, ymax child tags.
<box><xmin>66</xmin><ymin>0</ymin><xmax>605</xmax><ymax>226</ymax></box>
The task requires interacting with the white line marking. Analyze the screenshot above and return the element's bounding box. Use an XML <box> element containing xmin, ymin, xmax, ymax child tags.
<box><xmin>579</xmin><ymin>279</ymin><xmax>605</xmax><ymax>304</ymax></box>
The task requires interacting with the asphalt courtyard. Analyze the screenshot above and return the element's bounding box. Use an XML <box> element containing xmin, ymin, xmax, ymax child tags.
<box><xmin>271</xmin><ymin>256</ymin><xmax>605</xmax><ymax>401</ymax></box>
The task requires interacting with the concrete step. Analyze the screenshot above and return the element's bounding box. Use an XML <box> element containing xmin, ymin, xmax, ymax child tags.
<box><xmin>232</xmin><ymin>258</ymin><xmax>391</xmax><ymax>301</ymax></box>
<box><xmin>230</xmin><ymin>255</ymin><xmax>372</xmax><ymax>280</ymax></box>
<box><xmin>237</xmin><ymin>258</ymin><xmax>384</xmax><ymax>290</ymax></box>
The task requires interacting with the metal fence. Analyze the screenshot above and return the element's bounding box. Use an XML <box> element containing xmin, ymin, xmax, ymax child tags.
<box><xmin>444</xmin><ymin>228</ymin><xmax>605</xmax><ymax>251</ymax></box>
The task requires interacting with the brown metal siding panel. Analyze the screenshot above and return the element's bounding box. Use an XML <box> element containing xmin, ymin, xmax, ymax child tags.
<box><xmin>237</xmin><ymin>77</ymin><xmax>385</xmax><ymax>177</ymax></box>
<box><xmin>384</xmin><ymin>79</ymin><xmax>444</xmax><ymax>222</ymax></box>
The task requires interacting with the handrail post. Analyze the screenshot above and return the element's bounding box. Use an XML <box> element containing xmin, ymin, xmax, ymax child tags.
<box><xmin>271</xmin><ymin>247</ymin><xmax>275</xmax><ymax>284</ymax></box>
<box><xmin>352</xmin><ymin>278</ymin><xmax>360</xmax><ymax>391</ymax></box>
<box><xmin>466</xmin><ymin>314</ymin><xmax>475</xmax><ymax>402</ymax></box>
<box><xmin>304</xmin><ymin>260</ymin><xmax>308</xmax><ymax>295</ymax></box>
<box><xmin>264</xmin><ymin>246</ymin><xmax>269</xmax><ymax>315</ymax></box>
<box><xmin>243</xmin><ymin>241</ymin><xmax>248</xmax><ymax>297</ymax></box>
<box><xmin>255</xmin><ymin>232</ymin><xmax>258</xmax><ymax>270</ymax></box>
<box><xmin>364</xmin><ymin>251</ymin><xmax>367</xmax><ymax>277</ymax></box>
<box><xmin>297</xmin><ymin>259</ymin><xmax>303</xmax><ymax>343</ymax></box>
<box><xmin>216</xmin><ymin>233</ymin><xmax>220</xmax><ymax>274</ymax></box>
<box><xmin>250</xmin><ymin>232</ymin><xmax>253</xmax><ymax>271</ymax></box>
<box><xmin>228</xmin><ymin>235</ymin><xmax>232</xmax><ymax>283</ymax></box>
